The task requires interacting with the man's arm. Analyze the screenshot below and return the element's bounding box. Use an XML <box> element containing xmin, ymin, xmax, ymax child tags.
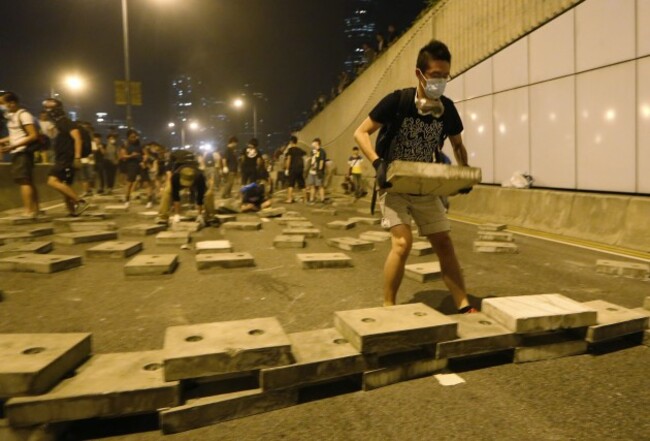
<box><xmin>353</xmin><ymin>117</ymin><xmax>383</xmax><ymax>163</ymax></box>
<box><xmin>0</xmin><ymin>124</ymin><xmax>38</xmax><ymax>153</ymax></box>
<box><xmin>448</xmin><ymin>134</ymin><xmax>469</xmax><ymax>167</ymax></box>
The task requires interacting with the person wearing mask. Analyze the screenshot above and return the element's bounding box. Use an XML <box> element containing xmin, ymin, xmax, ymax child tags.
<box><xmin>103</xmin><ymin>134</ymin><xmax>120</xmax><ymax>194</ymax></box>
<box><xmin>240</xmin><ymin>138</ymin><xmax>262</xmax><ymax>185</ymax></box>
<box><xmin>221</xmin><ymin>136</ymin><xmax>239</xmax><ymax>198</ymax></box>
<box><xmin>283</xmin><ymin>136</ymin><xmax>307</xmax><ymax>204</ymax></box>
<box><xmin>306</xmin><ymin>138</ymin><xmax>326</xmax><ymax>204</ymax></box>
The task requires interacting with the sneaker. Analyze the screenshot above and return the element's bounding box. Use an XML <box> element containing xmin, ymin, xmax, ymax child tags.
<box><xmin>155</xmin><ymin>216</ymin><xmax>168</xmax><ymax>225</ymax></box>
<box><xmin>74</xmin><ymin>200</ymin><xmax>90</xmax><ymax>216</ymax></box>
<box><xmin>146</xmin><ymin>202</ymin><xmax>153</xmax><ymax>209</ymax></box>
<box><xmin>196</xmin><ymin>214</ymin><xmax>206</xmax><ymax>228</ymax></box>
<box><xmin>171</xmin><ymin>214</ymin><xmax>181</xmax><ymax>224</ymax></box>
<box><xmin>124</xmin><ymin>201</ymin><xmax>130</xmax><ymax>209</ymax></box>
<box><xmin>459</xmin><ymin>306</ymin><xmax>479</xmax><ymax>314</ymax></box>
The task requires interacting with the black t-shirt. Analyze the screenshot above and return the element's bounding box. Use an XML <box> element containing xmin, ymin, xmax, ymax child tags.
<box><xmin>223</xmin><ymin>147</ymin><xmax>238</xmax><ymax>170</ymax></box>
<box><xmin>53</xmin><ymin>117</ymin><xmax>77</xmax><ymax>164</ymax></box>
<box><xmin>369</xmin><ymin>88</ymin><xmax>463</xmax><ymax>163</ymax></box>
<box><xmin>285</xmin><ymin>146</ymin><xmax>306</xmax><ymax>172</ymax></box>
<box><xmin>126</xmin><ymin>142</ymin><xmax>143</xmax><ymax>163</ymax></box>
<box><xmin>241</xmin><ymin>147</ymin><xmax>260</xmax><ymax>172</ymax></box>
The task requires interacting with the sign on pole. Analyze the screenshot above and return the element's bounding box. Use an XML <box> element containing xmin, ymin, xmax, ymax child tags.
<box><xmin>114</xmin><ymin>80</ymin><xmax>142</xmax><ymax>106</ymax></box>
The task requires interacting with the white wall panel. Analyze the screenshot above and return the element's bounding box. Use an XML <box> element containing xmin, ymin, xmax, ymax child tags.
<box><xmin>493</xmin><ymin>37</ymin><xmax>529</xmax><ymax>92</ymax></box>
<box><xmin>463</xmin><ymin>96</ymin><xmax>494</xmax><ymax>183</ymax></box>
<box><xmin>639</xmin><ymin>0</ymin><xmax>650</xmax><ymax>57</ymax></box>
<box><xmin>464</xmin><ymin>58</ymin><xmax>492</xmax><ymax>99</ymax></box>
<box><xmin>529</xmin><ymin>10</ymin><xmax>575</xmax><ymax>83</ymax></box>
<box><xmin>575</xmin><ymin>0</ymin><xmax>635</xmax><ymax>72</ymax></box>
<box><xmin>442</xmin><ymin>102</ymin><xmax>464</xmax><ymax>161</ymax></box>
<box><xmin>638</xmin><ymin>58</ymin><xmax>650</xmax><ymax>193</ymax></box>
<box><xmin>493</xmin><ymin>89</ymin><xmax>530</xmax><ymax>184</ymax></box>
<box><xmin>445</xmin><ymin>76</ymin><xmax>464</xmax><ymax>102</ymax></box>
<box><xmin>576</xmin><ymin>62</ymin><xmax>636</xmax><ymax>192</ymax></box>
<box><xmin>530</xmin><ymin>77</ymin><xmax>576</xmax><ymax>188</ymax></box>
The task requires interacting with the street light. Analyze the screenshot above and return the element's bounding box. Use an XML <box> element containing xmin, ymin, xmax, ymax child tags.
<box><xmin>231</xmin><ymin>97</ymin><xmax>257</xmax><ymax>138</ymax></box>
<box><xmin>168</xmin><ymin>120</ymin><xmax>200</xmax><ymax>148</ymax></box>
<box><xmin>63</xmin><ymin>75</ymin><xmax>86</xmax><ymax>93</ymax></box>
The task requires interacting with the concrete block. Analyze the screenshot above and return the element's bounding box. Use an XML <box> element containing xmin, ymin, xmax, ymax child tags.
<box><xmin>0</xmin><ymin>216</ymin><xmax>53</xmax><ymax>226</ymax></box>
<box><xmin>276</xmin><ymin>217</ymin><xmax>308</xmax><ymax>225</ymax></box>
<box><xmin>273</xmin><ymin>235</ymin><xmax>306</xmax><ymax>249</ymax></box>
<box><xmin>0</xmin><ymin>254</ymin><xmax>82</xmax><ymax>274</ymax></box>
<box><xmin>68</xmin><ymin>222</ymin><xmax>118</xmax><ymax>232</ymax></box>
<box><xmin>86</xmin><ymin>241</ymin><xmax>143</xmax><ymax>259</ymax></box>
<box><xmin>334</xmin><ymin>303</ymin><xmax>457</xmax><ymax>353</ymax></box>
<box><xmin>362</xmin><ymin>349</ymin><xmax>448</xmax><ymax>391</ymax></box>
<box><xmin>26</xmin><ymin>227</ymin><xmax>55</xmax><ymax>237</ymax></box>
<box><xmin>215</xmin><ymin>214</ymin><xmax>237</xmax><ymax>223</ymax></box>
<box><xmin>348</xmin><ymin>217</ymin><xmax>381</xmax><ymax>225</ymax></box>
<box><xmin>0</xmin><ymin>333</ymin><xmax>91</xmax><ymax>397</ymax></box>
<box><xmin>386</xmin><ymin>161</ymin><xmax>481</xmax><ymax>196</ymax></box>
<box><xmin>222</xmin><ymin>221</ymin><xmax>262</xmax><ymax>231</ymax></box>
<box><xmin>0</xmin><ymin>241</ymin><xmax>53</xmax><ymax>257</ymax></box>
<box><xmin>326</xmin><ymin>220</ymin><xmax>357</xmax><ymax>230</ymax></box>
<box><xmin>5</xmin><ymin>351</ymin><xmax>180</xmax><ymax>426</ymax></box>
<box><xmin>163</xmin><ymin>317</ymin><xmax>293</xmax><ymax>381</ymax></box>
<box><xmin>53</xmin><ymin>231</ymin><xmax>118</xmax><ymax>245</ymax></box>
<box><xmin>435</xmin><ymin>313</ymin><xmax>518</xmax><ymax>359</ymax></box>
<box><xmin>260</xmin><ymin>328</ymin><xmax>366</xmax><ymax>391</ymax></box>
<box><xmin>596</xmin><ymin>259</ymin><xmax>650</xmax><ymax>280</ymax></box>
<box><xmin>404</xmin><ymin>261</ymin><xmax>441</xmax><ymax>282</ymax></box>
<box><xmin>160</xmin><ymin>388</ymin><xmax>298</xmax><ymax>434</ymax></box>
<box><xmin>478</xmin><ymin>223</ymin><xmax>507</xmax><ymax>232</ymax></box>
<box><xmin>138</xmin><ymin>210</ymin><xmax>159</xmax><ymax>219</ymax></box>
<box><xmin>583</xmin><ymin>300</ymin><xmax>650</xmax><ymax>343</ymax></box>
<box><xmin>311</xmin><ymin>208</ymin><xmax>337</xmax><ymax>215</ymax></box>
<box><xmin>482</xmin><ymin>294</ymin><xmax>598</xmax><ymax>334</ymax></box>
<box><xmin>124</xmin><ymin>254</ymin><xmax>178</xmax><ymax>275</ymax></box>
<box><xmin>103</xmin><ymin>204</ymin><xmax>129</xmax><ymax>213</ymax></box>
<box><xmin>196</xmin><ymin>252</ymin><xmax>255</xmax><ymax>270</ymax></box>
<box><xmin>514</xmin><ymin>331</ymin><xmax>588</xmax><ymax>363</ymax></box>
<box><xmin>477</xmin><ymin>231</ymin><xmax>514</xmax><ymax>242</ymax></box>
<box><xmin>284</xmin><ymin>221</ymin><xmax>314</xmax><ymax>229</ymax></box>
<box><xmin>326</xmin><ymin>237</ymin><xmax>374</xmax><ymax>252</ymax></box>
<box><xmin>52</xmin><ymin>217</ymin><xmax>98</xmax><ymax>227</ymax></box>
<box><xmin>359</xmin><ymin>231</ymin><xmax>391</xmax><ymax>242</ymax></box>
<box><xmin>195</xmin><ymin>240</ymin><xmax>233</xmax><ymax>254</ymax></box>
<box><xmin>156</xmin><ymin>231</ymin><xmax>190</xmax><ymax>246</ymax></box>
<box><xmin>297</xmin><ymin>253</ymin><xmax>352</xmax><ymax>269</ymax></box>
<box><xmin>644</xmin><ymin>296</ymin><xmax>650</xmax><ymax>311</ymax></box>
<box><xmin>282</xmin><ymin>228</ymin><xmax>321</xmax><ymax>238</ymax></box>
<box><xmin>644</xmin><ymin>330</ymin><xmax>650</xmax><ymax>347</ymax></box>
<box><xmin>257</xmin><ymin>207</ymin><xmax>286</xmax><ymax>218</ymax></box>
<box><xmin>120</xmin><ymin>224</ymin><xmax>167</xmax><ymax>236</ymax></box>
<box><xmin>0</xmin><ymin>418</ymin><xmax>68</xmax><ymax>441</ymax></box>
<box><xmin>0</xmin><ymin>232</ymin><xmax>33</xmax><ymax>243</ymax></box>
<box><xmin>170</xmin><ymin>221</ymin><xmax>201</xmax><ymax>233</ymax></box>
<box><xmin>473</xmin><ymin>241</ymin><xmax>519</xmax><ymax>253</ymax></box>
<box><xmin>410</xmin><ymin>241</ymin><xmax>433</xmax><ymax>256</ymax></box>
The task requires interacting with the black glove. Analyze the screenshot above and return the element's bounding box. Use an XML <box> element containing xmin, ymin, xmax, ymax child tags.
<box><xmin>458</xmin><ymin>186</ymin><xmax>473</xmax><ymax>194</ymax></box>
<box><xmin>373</xmin><ymin>158</ymin><xmax>392</xmax><ymax>189</ymax></box>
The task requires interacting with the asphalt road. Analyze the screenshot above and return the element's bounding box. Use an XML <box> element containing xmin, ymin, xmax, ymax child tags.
<box><xmin>1</xmin><ymin>191</ymin><xmax>648</xmax><ymax>441</ymax></box>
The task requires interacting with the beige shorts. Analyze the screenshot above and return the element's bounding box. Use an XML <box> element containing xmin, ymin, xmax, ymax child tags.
<box><xmin>379</xmin><ymin>191</ymin><xmax>450</xmax><ymax>236</ymax></box>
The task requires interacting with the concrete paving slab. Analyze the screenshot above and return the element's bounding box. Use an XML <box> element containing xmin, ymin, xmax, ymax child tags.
<box><xmin>514</xmin><ymin>330</ymin><xmax>588</xmax><ymax>363</ymax></box>
<box><xmin>26</xmin><ymin>227</ymin><xmax>55</xmax><ymax>237</ymax></box>
<box><xmin>53</xmin><ymin>231</ymin><xmax>118</xmax><ymax>245</ymax></box>
<box><xmin>86</xmin><ymin>241</ymin><xmax>143</xmax><ymax>259</ymax></box>
<box><xmin>273</xmin><ymin>235</ymin><xmax>306</xmax><ymax>249</ymax></box>
<box><xmin>160</xmin><ymin>388</ymin><xmax>298</xmax><ymax>434</ymax></box>
<box><xmin>583</xmin><ymin>300</ymin><xmax>650</xmax><ymax>343</ymax></box>
<box><xmin>596</xmin><ymin>259</ymin><xmax>650</xmax><ymax>279</ymax></box>
<box><xmin>473</xmin><ymin>241</ymin><xmax>519</xmax><ymax>253</ymax></box>
<box><xmin>435</xmin><ymin>313</ymin><xmax>518</xmax><ymax>359</ymax></box>
<box><xmin>326</xmin><ymin>237</ymin><xmax>374</xmax><ymax>252</ymax></box>
<box><xmin>138</xmin><ymin>211</ymin><xmax>159</xmax><ymax>219</ymax></box>
<box><xmin>276</xmin><ymin>217</ymin><xmax>309</xmax><ymax>225</ymax></box>
<box><xmin>5</xmin><ymin>351</ymin><xmax>180</xmax><ymax>426</ymax></box>
<box><xmin>215</xmin><ymin>214</ymin><xmax>237</xmax><ymax>223</ymax></box>
<box><xmin>257</xmin><ymin>207</ymin><xmax>286</xmax><ymax>218</ymax></box>
<box><xmin>410</xmin><ymin>241</ymin><xmax>433</xmax><ymax>256</ymax></box>
<box><xmin>103</xmin><ymin>204</ymin><xmax>129</xmax><ymax>213</ymax></box>
<box><xmin>297</xmin><ymin>253</ymin><xmax>352</xmax><ymax>269</ymax></box>
<box><xmin>334</xmin><ymin>303</ymin><xmax>458</xmax><ymax>353</ymax></box>
<box><xmin>120</xmin><ymin>224</ymin><xmax>167</xmax><ymax>236</ymax></box>
<box><xmin>67</xmin><ymin>222</ymin><xmax>118</xmax><ymax>232</ymax></box>
<box><xmin>163</xmin><ymin>317</ymin><xmax>293</xmax><ymax>381</ymax></box>
<box><xmin>348</xmin><ymin>217</ymin><xmax>381</xmax><ymax>225</ymax></box>
<box><xmin>52</xmin><ymin>217</ymin><xmax>99</xmax><ymax>228</ymax></box>
<box><xmin>0</xmin><ymin>333</ymin><xmax>91</xmax><ymax>397</ymax></box>
<box><xmin>359</xmin><ymin>231</ymin><xmax>391</xmax><ymax>242</ymax></box>
<box><xmin>477</xmin><ymin>231</ymin><xmax>514</xmax><ymax>242</ymax></box>
<box><xmin>0</xmin><ymin>241</ymin><xmax>53</xmax><ymax>257</ymax></box>
<box><xmin>260</xmin><ymin>328</ymin><xmax>366</xmax><ymax>391</ymax></box>
<box><xmin>171</xmin><ymin>221</ymin><xmax>201</xmax><ymax>233</ymax></box>
<box><xmin>645</xmin><ymin>296</ymin><xmax>650</xmax><ymax>311</ymax></box>
<box><xmin>478</xmin><ymin>223</ymin><xmax>507</xmax><ymax>232</ymax></box>
<box><xmin>404</xmin><ymin>261</ymin><xmax>442</xmax><ymax>282</ymax></box>
<box><xmin>326</xmin><ymin>220</ymin><xmax>357</xmax><ymax>230</ymax></box>
<box><xmin>195</xmin><ymin>240</ymin><xmax>233</xmax><ymax>254</ymax></box>
<box><xmin>196</xmin><ymin>252</ymin><xmax>255</xmax><ymax>270</ymax></box>
<box><xmin>222</xmin><ymin>222</ymin><xmax>262</xmax><ymax>231</ymax></box>
<box><xmin>156</xmin><ymin>231</ymin><xmax>191</xmax><ymax>246</ymax></box>
<box><xmin>362</xmin><ymin>348</ymin><xmax>448</xmax><ymax>391</ymax></box>
<box><xmin>284</xmin><ymin>221</ymin><xmax>314</xmax><ymax>229</ymax></box>
<box><xmin>0</xmin><ymin>232</ymin><xmax>34</xmax><ymax>243</ymax></box>
<box><xmin>311</xmin><ymin>208</ymin><xmax>337</xmax><ymax>215</ymax></box>
<box><xmin>282</xmin><ymin>228</ymin><xmax>321</xmax><ymax>238</ymax></box>
<box><xmin>124</xmin><ymin>254</ymin><xmax>178</xmax><ymax>275</ymax></box>
<box><xmin>644</xmin><ymin>329</ymin><xmax>650</xmax><ymax>347</ymax></box>
<box><xmin>386</xmin><ymin>161</ymin><xmax>481</xmax><ymax>196</ymax></box>
<box><xmin>0</xmin><ymin>418</ymin><xmax>68</xmax><ymax>441</ymax></box>
<box><xmin>0</xmin><ymin>254</ymin><xmax>82</xmax><ymax>274</ymax></box>
<box><xmin>482</xmin><ymin>294</ymin><xmax>598</xmax><ymax>334</ymax></box>
<box><xmin>0</xmin><ymin>216</ymin><xmax>53</xmax><ymax>226</ymax></box>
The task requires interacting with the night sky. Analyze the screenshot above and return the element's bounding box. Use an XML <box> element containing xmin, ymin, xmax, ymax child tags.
<box><xmin>1</xmin><ymin>0</ymin><xmax>426</xmax><ymax>144</ymax></box>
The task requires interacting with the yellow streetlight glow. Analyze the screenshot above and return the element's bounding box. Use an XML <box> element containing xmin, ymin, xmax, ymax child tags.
<box><xmin>189</xmin><ymin>121</ymin><xmax>199</xmax><ymax>130</ymax></box>
<box><xmin>64</xmin><ymin>74</ymin><xmax>86</xmax><ymax>92</ymax></box>
<box><xmin>233</xmin><ymin>98</ymin><xmax>244</xmax><ymax>108</ymax></box>
<box><xmin>168</xmin><ymin>122</ymin><xmax>176</xmax><ymax>128</ymax></box>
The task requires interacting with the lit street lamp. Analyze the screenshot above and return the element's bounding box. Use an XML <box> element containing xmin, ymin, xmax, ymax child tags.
<box><xmin>168</xmin><ymin>121</ymin><xmax>200</xmax><ymax>148</ymax></box>
<box><xmin>232</xmin><ymin>97</ymin><xmax>258</xmax><ymax>139</ymax></box>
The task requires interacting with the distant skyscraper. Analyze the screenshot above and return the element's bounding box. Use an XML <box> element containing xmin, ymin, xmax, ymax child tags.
<box><xmin>171</xmin><ymin>74</ymin><xmax>197</xmax><ymax>123</ymax></box>
<box><xmin>344</xmin><ymin>0</ymin><xmax>377</xmax><ymax>73</ymax></box>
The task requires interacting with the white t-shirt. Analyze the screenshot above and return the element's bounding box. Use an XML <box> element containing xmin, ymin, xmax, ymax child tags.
<box><xmin>6</xmin><ymin>109</ymin><xmax>35</xmax><ymax>154</ymax></box>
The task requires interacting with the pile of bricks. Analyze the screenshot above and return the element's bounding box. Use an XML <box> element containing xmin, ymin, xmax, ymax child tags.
<box><xmin>473</xmin><ymin>223</ymin><xmax>519</xmax><ymax>254</ymax></box>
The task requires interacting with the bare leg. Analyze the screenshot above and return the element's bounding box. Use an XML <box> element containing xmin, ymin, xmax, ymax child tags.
<box><xmin>383</xmin><ymin>224</ymin><xmax>412</xmax><ymax>306</ymax></box>
<box><xmin>427</xmin><ymin>231</ymin><xmax>469</xmax><ymax>309</ymax></box>
<box><xmin>319</xmin><ymin>186</ymin><xmax>325</xmax><ymax>202</ymax></box>
<box><xmin>286</xmin><ymin>186</ymin><xmax>293</xmax><ymax>203</ymax></box>
<box><xmin>47</xmin><ymin>176</ymin><xmax>80</xmax><ymax>203</ymax></box>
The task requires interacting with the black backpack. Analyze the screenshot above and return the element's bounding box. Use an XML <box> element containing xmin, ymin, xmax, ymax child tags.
<box><xmin>374</xmin><ymin>88</ymin><xmax>416</xmax><ymax>161</ymax></box>
<box><xmin>75</xmin><ymin>123</ymin><xmax>92</xmax><ymax>158</ymax></box>
<box><xmin>17</xmin><ymin>109</ymin><xmax>51</xmax><ymax>153</ymax></box>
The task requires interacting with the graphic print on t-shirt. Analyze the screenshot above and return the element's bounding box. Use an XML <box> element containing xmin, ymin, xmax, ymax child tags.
<box><xmin>389</xmin><ymin>116</ymin><xmax>444</xmax><ymax>163</ymax></box>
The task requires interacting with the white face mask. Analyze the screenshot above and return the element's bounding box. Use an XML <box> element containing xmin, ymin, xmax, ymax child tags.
<box><xmin>418</xmin><ymin>70</ymin><xmax>447</xmax><ymax>99</ymax></box>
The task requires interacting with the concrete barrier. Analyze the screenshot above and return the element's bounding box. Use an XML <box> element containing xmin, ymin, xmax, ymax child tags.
<box><xmin>448</xmin><ymin>186</ymin><xmax>650</xmax><ymax>254</ymax></box>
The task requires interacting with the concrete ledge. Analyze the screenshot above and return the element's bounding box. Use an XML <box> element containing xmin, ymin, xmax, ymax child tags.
<box><xmin>449</xmin><ymin>186</ymin><xmax>650</xmax><ymax>254</ymax></box>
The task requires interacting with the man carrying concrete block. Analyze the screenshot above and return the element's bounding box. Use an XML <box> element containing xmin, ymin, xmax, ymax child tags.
<box><xmin>354</xmin><ymin>39</ymin><xmax>476</xmax><ymax>313</ymax></box>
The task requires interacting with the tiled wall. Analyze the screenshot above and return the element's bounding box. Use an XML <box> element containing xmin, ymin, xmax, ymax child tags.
<box><xmin>444</xmin><ymin>0</ymin><xmax>650</xmax><ymax>194</ymax></box>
